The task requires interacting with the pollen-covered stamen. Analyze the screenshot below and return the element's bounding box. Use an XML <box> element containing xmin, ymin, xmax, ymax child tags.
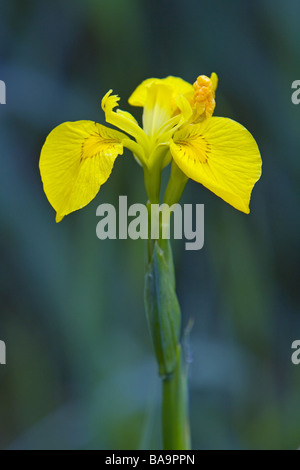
<box><xmin>191</xmin><ymin>75</ymin><xmax>216</xmax><ymax>121</ymax></box>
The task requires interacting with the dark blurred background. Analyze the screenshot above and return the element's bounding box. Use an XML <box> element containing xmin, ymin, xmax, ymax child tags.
<box><xmin>0</xmin><ymin>0</ymin><xmax>299</xmax><ymax>450</ymax></box>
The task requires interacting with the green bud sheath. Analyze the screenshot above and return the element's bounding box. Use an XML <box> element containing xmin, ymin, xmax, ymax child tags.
<box><xmin>144</xmin><ymin>239</ymin><xmax>181</xmax><ymax>377</ymax></box>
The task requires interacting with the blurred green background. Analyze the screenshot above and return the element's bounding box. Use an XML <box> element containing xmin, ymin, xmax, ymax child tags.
<box><xmin>0</xmin><ymin>0</ymin><xmax>299</xmax><ymax>450</ymax></box>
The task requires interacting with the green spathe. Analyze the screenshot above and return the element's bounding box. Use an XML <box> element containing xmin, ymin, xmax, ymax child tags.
<box><xmin>144</xmin><ymin>239</ymin><xmax>181</xmax><ymax>377</ymax></box>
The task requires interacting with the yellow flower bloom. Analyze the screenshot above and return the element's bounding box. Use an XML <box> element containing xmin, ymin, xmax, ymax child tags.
<box><xmin>39</xmin><ymin>74</ymin><xmax>261</xmax><ymax>221</ymax></box>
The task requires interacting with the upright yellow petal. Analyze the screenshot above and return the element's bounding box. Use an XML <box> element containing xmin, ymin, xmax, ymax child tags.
<box><xmin>141</xmin><ymin>82</ymin><xmax>175</xmax><ymax>137</ymax></box>
<box><xmin>128</xmin><ymin>78</ymin><xmax>159</xmax><ymax>107</ymax></box>
<box><xmin>210</xmin><ymin>72</ymin><xmax>218</xmax><ymax>92</ymax></box>
<box><xmin>163</xmin><ymin>76</ymin><xmax>195</xmax><ymax>100</ymax></box>
<box><xmin>129</xmin><ymin>78</ymin><xmax>194</xmax><ymax>140</ymax></box>
<box><xmin>128</xmin><ymin>76</ymin><xmax>194</xmax><ymax>107</ymax></box>
<box><xmin>39</xmin><ymin>121</ymin><xmax>125</xmax><ymax>222</ymax></box>
<box><xmin>170</xmin><ymin>118</ymin><xmax>262</xmax><ymax>213</ymax></box>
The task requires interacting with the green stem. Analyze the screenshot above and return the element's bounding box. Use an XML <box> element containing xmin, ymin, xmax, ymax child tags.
<box><xmin>163</xmin><ymin>160</ymin><xmax>188</xmax><ymax>206</ymax></box>
<box><xmin>144</xmin><ymin>204</ymin><xmax>191</xmax><ymax>450</ymax></box>
<box><xmin>144</xmin><ymin>166</ymin><xmax>161</xmax><ymax>204</ymax></box>
<box><xmin>162</xmin><ymin>345</ymin><xmax>191</xmax><ymax>450</ymax></box>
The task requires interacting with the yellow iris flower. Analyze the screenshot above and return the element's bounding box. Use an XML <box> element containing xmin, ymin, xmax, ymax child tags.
<box><xmin>39</xmin><ymin>74</ymin><xmax>262</xmax><ymax>222</ymax></box>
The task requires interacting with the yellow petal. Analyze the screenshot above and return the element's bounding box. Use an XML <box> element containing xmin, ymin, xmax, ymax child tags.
<box><xmin>170</xmin><ymin>118</ymin><xmax>262</xmax><ymax>213</ymax></box>
<box><xmin>128</xmin><ymin>76</ymin><xmax>194</xmax><ymax>107</ymax></box>
<box><xmin>141</xmin><ymin>82</ymin><xmax>175</xmax><ymax>137</ymax></box>
<box><xmin>129</xmin><ymin>78</ymin><xmax>194</xmax><ymax>139</ymax></box>
<box><xmin>128</xmin><ymin>78</ymin><xmax>159</xmax><ymax>107</ymax></box>
<box><xmin>163</xmin><ymin>76</ymin><xmax>195</xmax><ymax>99</ymax></box>
<box><xmin>210</xmin><ymin>72</ymin><xmax>218</xmax><ymax>92</ymax></box>
<box><xmin>101</xmin><ymin>90</ymin><xmax>149</xmax><ymax>154</ymax></box>
<box><xmin>39</xmin><ymin>121</ymin><xmax>125</xmax><ymax>222</ymax></box>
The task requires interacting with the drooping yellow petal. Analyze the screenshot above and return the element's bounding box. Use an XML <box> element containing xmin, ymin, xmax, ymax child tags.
<box><xmin>170</xmin><ymin>118</ymin><xmax>262</xmax><ymax>213</ymax></box>
<box><xmin>39</xmin><ymin>121</ymin><xmax>125</xmax><ymax>222</ymax></box>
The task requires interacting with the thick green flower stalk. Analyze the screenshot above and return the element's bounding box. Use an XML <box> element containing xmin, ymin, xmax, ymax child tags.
<box><xmin>39</xmin><ymin>74</ymin><xmax>262</xmax><ymax>450</ymax></box>
<box><xmin>145</xmin><ymin>233</ymin><xmax>190</xmax><ymax>449</ymax></box>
